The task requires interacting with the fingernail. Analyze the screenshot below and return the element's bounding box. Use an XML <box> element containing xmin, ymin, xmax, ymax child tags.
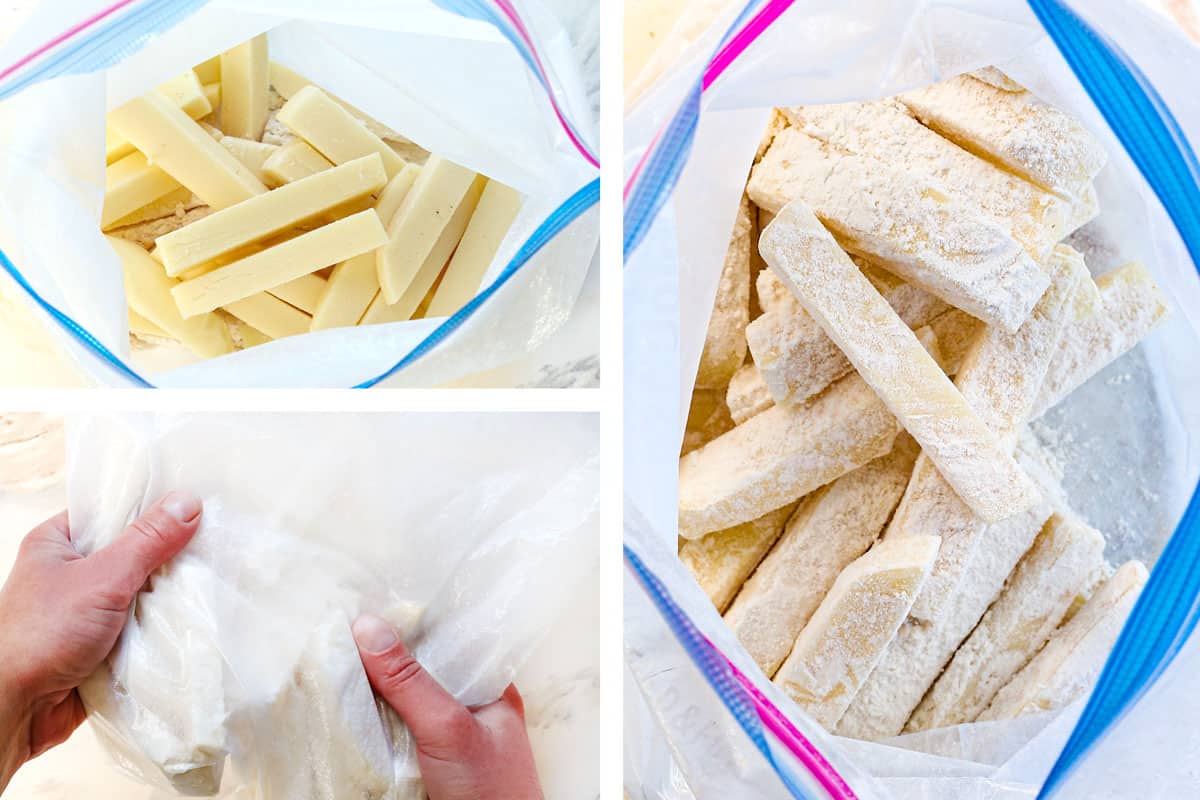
<box><xmin>353</xmin><ymin>614</ymin><xmax>399</xmax><ymax>653</ymax></box>
<box><xmin>160</xmin><ymin>491</ymin><xmax>202</xmax><ymax>524</ymax></box>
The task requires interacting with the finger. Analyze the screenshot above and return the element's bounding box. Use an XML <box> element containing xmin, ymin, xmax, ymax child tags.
<box><xmin>473</xmin><ymin>683</ymin><xmax>528</xmax><ymax>734</ymax></box>
<box><xmin>85</xmin><ymin>492</ymin><xmax>202</xmax><ymax>605</ymax></box>
<box><xmin>18</xmin><ymin>511</ymin><xmax>73</xmax><ymax>557</ymax></box>
<box><xmin>29</xmin><ymin>691</ymin><xmax>87</xmax><ymax>758</ymax></box>
<box><xmin>352</xmin><ymin>613</ymin><xmax>476</xmax><ymax>757</ymax></box>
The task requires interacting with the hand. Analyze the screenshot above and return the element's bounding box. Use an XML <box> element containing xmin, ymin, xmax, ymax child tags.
<box><xmin>352</xmin><ymin>614</ymin><xmax>544</xmax><ymax>800</ymax></box>
<box><xmin>0</xmin><ymin>492</ymin><xmax>201</xmax><ymax>793</ymax></box>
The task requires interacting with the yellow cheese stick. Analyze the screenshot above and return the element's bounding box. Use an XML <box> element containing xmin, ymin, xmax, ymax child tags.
<box><xmin>749</xmin><ymin>128</ymin><xmax>1048</xmax><ymax>332</ymax></box>
<box><xmin>156</xmin><ymin>154</ymin><xmax>387</xmax><ymax>275</ymax></box>
<box><xmin>696</xmin><ymin>194</ymin><xmax>752</xmax><ymax>388</ymax></box>
<box><xmin>677</xmin><ymin>371</ymin><xmax>901</xmax><ymax>539</ymax></box>
<box><xmin>268</xmin><ymin>61</ymin><xmax>309</xmax><ymax>99</ymax></box>
<box><xmin>262</xmin><ymin>140</ymin><xmax>334</xmax><ymax>187</ymax></box>
<box><xmin>203</xmin><ymin>82</ymin><xmax>220</xmax><ymax>110</ymax></box>
<box><xmin>725</xmin><ymin>436</ymin><xmax>919</xmax><ymax>677</ymax></box>
<box><xmin>107</xmin><ymin>187</ymin><xmax>200</xmax><ymax>230</ymax></box>
<box><xmin>219</xmin><ymin>35</ymin><xmax>269</xmax><ymax>140</ymax></box>
<box><xmin>926</xmin><ymin>308</ymin><xmax>983</xmax><ymax>377</ymax></box>
<box><xmin>193</xmin><ymin>56</ymin><xmax>220</xmax><ymax>84</ymax></box>
<box><xmin>678</xmin><ymin>503</ymin><xmax>798</xmax><ymax>614</ymax></box>
<box><xmin>268</xmin><ymin>273</ymin><xmax>327</xmax><ymax>314</ymax></box>
<box><xmin>172</xmin><ymin>209</ymin><xmax>387</xmax><ymax>316</ymax></box>
<box><xmin>760</xmin><ymin>201</ymin><xmax>1039</xmax><ymax>523</ymax></box>
<box><xmin>223</xmin><ymin>293</ymin><xmax>310</xmax><ymax>340</ymax></box>
<box><xmin>107</xmin><ymin>236</ymin><xmax>233</xmax><ymax>358</ymax></box>
<box><xmin>310</xmin><ymin>253</ymin><xmax>379</xmax><ymax>331</ymax></box>
<box><xmin>109</xmin><ymin>91</ymin><xmax>267</xmax><ymax>209</ymax></box>
<box><xmin>128</xmin><ymin>310</ymin><xmax>168</xmax><ymax>338</ymax></box>
<box><xmin>909</xmin><ymin>513</ymin><xmax>1106</xmax><ymax>730</ymax></box>
<box><xmin>102</xmin><ymin>152</ymin><xmax>183</xmax><ymax>228</ymax></box>
<box><xmin>156</xmin><ymin>69</ymin><xmax>212</xmax><ymax>119</ymax></box>
<box><xmin>725</xmin><ymin>363</ymin><xmax>773</xmax><ymax>425</ymax></box>
<box><xmin>374</xmin><ymin>163</ymin><xmax>422</xmax><ymax>226</ymax></box>
<box><xmin>376</xmin><ymin>155</ymin><xmax>477</xmax><ymax>303</ymax></box>
<box><xmin>773</xmin><ymin>535</ymin><xmax>940</xmax><ymax>729</ymax></box>
<box><xmin>219</xmin><ymin>137</ymin><xmax>278</xmax><ymax>183</ymax></box>
<box><xmin>277</xmin><ymin>85</ymin><xmax>405</xmax><ymax>178</ymax></box>
<box><xmin>236</xmin><ymin>323</ymin><xmax>272</xmax><ymax>349</ymax></box>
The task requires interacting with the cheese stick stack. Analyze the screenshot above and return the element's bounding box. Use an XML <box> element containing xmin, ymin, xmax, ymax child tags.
<box><xmin>103</xmin><ymin>34</ymin><xmax>524</xmax><ymax>360</ymax></box>
<box><xmin>679</xmin><ymin>67</ymin><xmax>1170</xmax><ymax>738</ymax></box>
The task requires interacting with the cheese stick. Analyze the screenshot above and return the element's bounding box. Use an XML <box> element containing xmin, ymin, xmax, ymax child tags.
<box><xmin>748</xmin><ymin>128</ymin><xmax>1048</xmax><ymax>332</ymax></box>
<box><xmin>981</xmin><ymin>560</ymin><xmax>1148</xmax><ymax>721</ymax></box>
<box><xmin>268</xmin><ymin>273</ymin><xmax>326</xmax><ymax>315</ymax></box>
<box><xmin>696</xmin><ymin>194</ymin><xmax>752</xmax><ymax>388</ymax></box>
<box><xmin>374</xmin><ymin>164</ymin><xmax>422</xmax><ymax>226</ymax></box>
<box><xmin>773</xmin><ymin>535</ymin><xmax>940</xmax><ymax>729</ymax></box>
<box><xmin>679</xmin><ymin>503</ymin><xmax>798</xmax><ymax>613</ymax></box>
<box><xmin>203</xmin><ymin>82</ymin><xmax>220</xmax><ymax>110</ymax></box>
<box><xmin>726</xmin><ymin>363</ymin><xmax>773</xmax><ymax>425</ymax></box>
<box><xmin>888</xmin><ymin>245</ymin><xmax>1084</xmax><ymax>622</ymax></box>
<box><xmin>678</xmin><ymin>371</ymin><xmax>901</xmax><ymax>539</ymax></box>
<box><xmin>105</xmin><ymin>71</ymin><xmax>213</xmax><ymax>164</ymax></box>
<box><xmin>106</xmin><ymin>187</ymin><xmax>201</xmax><ymax>230</ymax></box>
<box><xmin>277</xmin><ymin>86</ymin><xmax>405</xmax><ymax>178</ymax></box>
<box><xmin>908</xmin><ymin>512</ymin><xmax>1106</xmax><ymax>730</ymax></box>
<box><xmin>128</xmin><ymin>310</ymin><xmax>168</xmax><ymax>338</ymax></box>
<box><xmin>760</xmin><ymin>201</ymin><xmax>1038</xmax><ymax>522</ymax></box>
<box><xmin>219</xmin><ymin>35</ymin><xmax>269</xmax><ymax>140</ymax></box>
<box><xmin>783</xmin><ymin>100</ymin><xmax>1069</xmax><ymax>259</ymax></box>
<box><xmin>103</xmin><ymin>152</ymin><xmax>183</xmax><ymax>229</ymax></box>
<box><xmin>836</xmin><ymin>437</ymin><xmax>1060</xmax><ymax>740</ymax></box>
<box><xmin>310</xmin><ymin>253</ymin><xmax>378</xmax><ymax>331</ymax></box>
<box><xmin>754</xmin><ymin>262</ymin><xmax>793</xmax><ymax>315</ymax></box>
<box><xmin>223</xmin><ymin>293</ymin><xmax>310</xmax><ymax>340</ymax></box>
<box><xmin>262</xmin><ymin>140</ymin><xmax>334</xmax><ymax>187</ymax></box>
<box><xmin>899</xmin><ymin>73</ymin><xmax>1107</xmax><ymax>203</ymax></box>
<box><xmin>193</xmin><ymin>56</ymin><xmax>220</xmax><ymax>84</ymax></box>
<box><xmin>926</xmin><ymin>308</ymin><xmax>983</xmax><ymax>377</ymax></box>
<box><xmin>1032</xmin><ymin>261</ymin><xmax>1170</xmax><ymax>417</ymax></box>
<box><xmin>219</xmin><ymin>137</ymin><xmax>278</xmax><ymax>183</ymax></box>
<box><xmin>970</xmin><ymin>66</ymin><xmax>1024</xmax><ymax>92</ymax></box>
<box><xmin>725</xmin><ymin>435</ymin><xmax>919</xmax><ymax>677</ymax></box>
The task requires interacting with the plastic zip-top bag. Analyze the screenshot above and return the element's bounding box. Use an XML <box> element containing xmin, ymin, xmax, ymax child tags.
<box><xmin>65</xmin><ymin>412</ymin><xmax>600</xmax><ymax>799</ymax></box>
<box><xmin>624</xmin><ymin>1</ymin><xmax>1200</xmax><ymax>798</ymax></box>
<box><xmin>0</xmin><ymin>0</ymin><xmax>599</xmax><ymax>387</ymax></box>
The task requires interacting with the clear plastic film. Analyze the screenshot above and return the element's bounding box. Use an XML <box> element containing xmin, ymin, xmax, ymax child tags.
<box><xmin>623</xmin><ymin>1</ymin><xmax>1200</xmax><ymax>797</ymax></box>
<box><xmin>65</xmin><ymin>412</ymin><xmax>599</xmax><ymax>799</ymax></box>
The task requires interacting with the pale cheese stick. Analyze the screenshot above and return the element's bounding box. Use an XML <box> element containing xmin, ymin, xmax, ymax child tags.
<box><xmin>697</xmin><ymin>194</ymin><xmax>752</xmax><ymax>388</ymax></box>
<box><xmin>926</xmin><ymin>308</ymin><xmax>983</xmax><ymax>377</ymax></box>
<box><xmin>109</xmin><ymin>92</ymin><xmax>268</xmax><ymax>209</ymax></box>
<box><xmin>277</xmin><ymin>86</ymin><xmax>405</xmax><ymax>178</ymax></box>
<box><xmin>899</xmin><ymin>73</ymin><xmax>1107</xmax><ymax>202</ymax></box>
<box><xmin>726</xmin><ymin>363</ymin><xmax>773</xmax><ymax>425</ymax></box>
<box><xmin>376</xmin><ymin>155</ymin><xmax>477</xmax><ymax>304</ymax></box>
<box><xmin>156</xmin><ymin>154</ymin><xmax>387</xmax><ymax>275</ymax></box>
<box><xmin>836</xmin><ymin>438</ymin><xmax>1059</xmax><ymax>740</ymax></box>
<box><xmin>677</xmin><ymin>371</ymin><xmax>901</xmax><ymax>539</ymax></box>
<box><xmin>236</xmin><ymin>323</ymin><xmax>272</xmax><ymax>349</ymax></box>
<box><xmin>1032</xmin><ymin>261</ymin><xmax>1170</xmax><ymax>417</ymax></box>
<box><xmin>128</xmin><ymin>309</ymin><xmax>168</xmax><ymax>338</ymax></box>
<box><xmin>726</xmin><ymin>435</ymin><xmax>919</xmax><ymax>677</ymax></box>
<box><xmin>268</xmin><ymin>61</ymin><xmax>409</xmax><ymax>145</ymax></box>
<box><xmin>970</xmin><ymin>66</ymin><xmax>1024</xmax><ymax>92</ymax></box>
<box><xmin>681</xmin><ymin>388</ymin><xmax>735</xmax><ymax>457</ymax></box>
<box><xmin>223</xmin><ymin>293</ymin><xmax>310</xmax><ymax>340</ymax></box>
<box><xmin>748</xmin><ymin>128</ymin><xmax>1048</xmax><ymax>332</ymax></box>
<box><xmin>172</xmin><ymin>209</ymin><xmax>387</xmax><ymax>317</ymax></box>
<box><xmin>107</xmin><ymin>236</ymin><xmax>233</xmax><ymax>358</ymax></box>
<box><xmin>219</xmin><ymin>137</ymin><xmax>278</xmax><ymax>184</ymax></box>
<box><xmin>679</xmin><ymin>503</ymin><xmax>798</xmax><ymax>613</ymax></box>
<box><xmin>908</xmin><ymin>512</ymin><xmax>1106</xmax><ymax>730</ymax></box>
<box><xmin>193</xmin><ymin>56</ymin><xmax>220</xmax><ymax>84</ymax></box>
<box><xmin>1068</xmin><ymin>183</ymin><xmax>1100</xmax><ymax>232</ymax></box>
<box><xmin>105</xmin><ymin>72</ymin><xmax>213</xmax><ymax>164</ymax></box>
<box><xmin>262</xmin><ymin>140</ymin><xmax>334</xmax><ymax>187</ymax></box>
<box><xmin>760</xmin><ymin>201</ymin><xmax>1038</xmax><ymax>522</ymax></box>
<box><xmin>981</xmin><ymin>560</ymin><xmax>1148</xmax><ymax>721</ymax></box>
<box><xmin>754</xmin><ymin>249</ymin><xmax>792</xmax><ymax>314</ymax></box>
<box><xmin>783</xmin><ymin>100</ymin><xmax>1069</xmax><ymax>260</ymax></box>
<box><xmin>773</xmin><ymin>534</ymin><xmax>941</xmax><ymax>729</ymax></box>
<box><xmin>103</xmin><ymin>152</ymin><xmax>183</xmax><ymax>229</ymax></box>
<box><xmin>425</xmin><ymin>178</ymin><xmax>523</xmax><ymax>318</ymax></box>
<box><xmin>374</xmin><ymin>164</ymin><xmax>422</xmax><ymax>226</ymax></box>
<box><xmin>107</xmin><ymin>187</ymin><xmax>202</xmax><ymax>230</ymax></box>
<box><xmin>755</xmin><ymin>108</ymin><xmax>788</xmax><ymax>163</ymax></box>
<box><xmin>220</xmin><ymin>35</ymin><xmax>269</xmax><ymax>140</ymax></box>
<box><xmin>888</xmin><ymin>246</ymin><xmax>1083</xmax><ymax>623</ymax></box>
<box><xmin>310</xmin><ymin>253</ymin><xmax>378</xmax><ymax>331</ymax></box>
<box><xmin>268</xmin><ymin>273</ymin><xmax>327</xmax><ymax>314</ymax></box>
<box><xmin>203</xmin><ymin>82</ymin><xmax>220</xmax><ymax>110</ymax></box>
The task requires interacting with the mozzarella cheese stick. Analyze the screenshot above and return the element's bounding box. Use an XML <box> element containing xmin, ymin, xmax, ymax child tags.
<box><xmin>749</xmin><ymin>128</ymin><xmax>1048</xmax><ymax>332</ymax></box>
<box><xmin>909</xmin><ymin>512</ymin><xmax>1106</xmax><ymax>730</ymax></box>
<box><xmin>236</xmin><ymin>323</ymin><xmax>272</xmax><ymax>348</ymax></box>
<box><xmin>836</xmin><ymin>438</ymin><xmax>1060</xmax><ymax>740</ymax></box>
<box><xmin>773</xmin><ymin>535</ymin><xmax>940</xmax><ymax>729</ymax></box>
<box><xmin>755</xmin><ymin>108</ymin><xmax>789</xmax><ymax>163</ymax></box>
<box><xmin>223</xmin><ymin>293</ymin><xmax>311</xmax><ymax>340</ymax></box>
<box><xmin>128</xmin><ymin>309</ymin><xmax>168</xmax><ymax>338</ymax></box>
<box><xmin>887</xmin><ymin>246</ymin><xmax>1083</xmax><ymax>622</ymax></box>
<box><xmin>981</xmin><ymin>560</ymin><xmax>1148</xmax><ymax>721</ymax></box>
<box><xmin>726</xmin><ymin>436</ymin><xmax>919</xmax><ymax>677</ymax></box>
<box><xmin>156</xmin><ymin>154</ymin><xmax>387</xmax><ymax>275</ymax></box>
<box><xmin>268</xmin><ymin>273</ymin><xmax>326</xmax><ymax>314</ymax></box>
<box><xmin>1032</xmin><ymin>261</ymin><xmax>1170</xmax><ymax>417</ymax></box>
<box><xmin>220</xmin><ymin>35</ymin><xmax>269</xmax><ymax>140</ymax></box>
<box><xmin>678</xmin><ymin>371</ymin><xmax>901</xmax><ymax>539</ymax></box>
<box><xmin>760</xmin><ymin>202</ymin><xmax>1039</xmax><ymax>522</ymax></box>
<box><xmin>105</xmin><ymin>72</ymin><xmax>213</xmax><ymax>164</ymax></box>
<box><xmin>679</xmin><ymin>503</ymin><xmax>798</xmax><ymax>613</ymax></box>
<box><xmin>1068</xmin><ymin>183</ymin><xmax>1100</xmax><ymax>232</ymax></box>
<box><xmin>172</xmin><ymin>209</ymin><xmax>387</xmax><ymax>316</ymax></box>
<box><xmin>374</xmin><ymin>164</ymin><xmax>422</xmax><ymax>225</ymax></box>
<box><xmin>425</xmin><ymin>178</ymin><xmax>522</xmax><ymax>318</ymax></box>
<box><xmin>262</xmin><ymin>140</ymin><xmax>334</xmax><ymax>187</ymax></box>
<box><xmin>754</xmin><ymin>253</ymin><xmax>793</xmax><ymax>314</ymax></box>
<box><xmin>726</xmin><ymin>363</ymin><xmax>773</xmax><ymax>425</ymax></box>
<box><xmin>310</xmin><ymin>253</ymin><xmax>377</xmax><ymax>331</ymax></box>
<box><xmin>109</xmin><ymin>92</ymin><xmax>268</xmax><ymax>209</ymax></box>
<box><xmin>899</xmin><ymin>73</ymin><xmax>1107</xmax><ymax>203</ymax></box>
<box><xmin>376</xmin><ymin>155</ymin><xmax>477</xmax><ymax>304</ymax></box>
<box><xmin>193</xmin><ymin>56</ymin><xmax>220</xmax><ymax>84</ymax></box>
<box><xmin>107</xmin><ymin>236</ymin><xmax>233</xmax><ymax>358</ymax></box>
<box><xmin>970</xmin><ymin>66</ymin><xmax>1024</xmax><ymax>92</ymax></box>
<box><xmin>219</xmin><ymin>137</ymin><xmax>278</xmax><ymax>183</ymax></box>
<box><xmin>783</xmin><ymin>100</ymin><xmax>1069</xmax><ymax>260</ymax></box>
<box><xmin>926</xmin><ymin>308</ymin><xmax>983</xmax><ymax>376</ymax></box>
<box><xmin>681</xmin><ymin>388</ymin><xmax>735</xmax><ymax>457</ymax></box>
<box><xmin>203</xmin><ymin>82</ymin><xmax>220</xmax><ymax>110</ymax></box>
<box><xmin>103</xmin><ymin>152</ymin><xmax>183</xmax><ymax>229</ymax></box>
<box><xmin>277</xmin><ymin>86</ymin><xmax>405</xmax><ymax>178</ymax></box>
<box><xmin>696</xmin><ymin>194</ymin><xmax>752</xmax><ymax>388</ymax></box>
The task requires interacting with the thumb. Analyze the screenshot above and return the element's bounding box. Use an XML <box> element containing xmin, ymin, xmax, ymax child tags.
<box><xmin>352</xmin><ymin>613</ymin><xmax>476</xmax><ymax>759</ymax></box>
<box><xmin>85</xmin><ymin>491</ymin><xmax>202</xmax><ymax>606</ymax></box>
